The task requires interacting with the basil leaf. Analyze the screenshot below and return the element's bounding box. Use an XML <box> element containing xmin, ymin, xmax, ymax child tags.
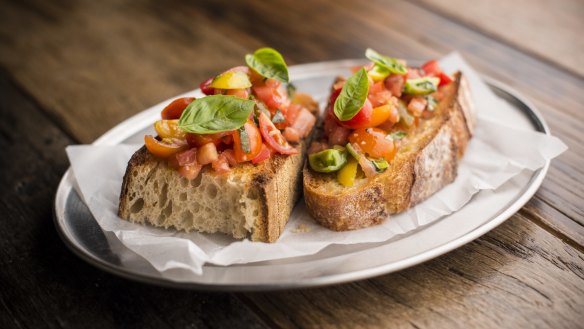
<box><xmin>245</xmin><ymin>47</ymin><xmax>289</xmax><ymax>83</ymax></box>
<box><xmin>334</xmin><ymin>68</ymin><xmax>369</xmax><ymax>121</ymax></box>
<box><xmin>178</xmin><ymin>95</ymin><xmax>254</xmax><ymax>134</ymax></box>
<box><xmin>271</xmin><ymin>109</ymin><xmax>285</xmax><ymax>124</ymax></box>
<box><xmin>238</xmin><ymin>125</ymin><xmax>251</xmax><ymax>154</ymax></box>
<box><xmin>365</xmin><ymin>48</ymin><xmax>407</xmax><ymax>75</ymax></box>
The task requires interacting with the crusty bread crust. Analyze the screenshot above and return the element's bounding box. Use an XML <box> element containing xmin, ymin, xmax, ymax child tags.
<box><xmin>303</xmin><ymin>72</ymin><xmax>475</xmax><ymax>231</ymax></box>
<box><xmin>118</xmin><ymin>133</ymin><xmax>313</xmax><ymax>243</ymax></box>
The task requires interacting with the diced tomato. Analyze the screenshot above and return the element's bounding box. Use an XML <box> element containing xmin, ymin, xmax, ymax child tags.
<box><xmin>384</xmin><ymin>74</ymin><xmax>404</xmax><ymax>97</ymax></box>
<box><xmin>178</xmin><ymin>163</ymin><xmax>202</xmax><ymax>180</ymax></box>
<box><xmin>258</xmin><ymin>112</ymin><xmax>298</xmax><ymax>155</ymax></box>
<box><xmin>186</xmin><ymin>131</ymin><xmax>232</xmax><ymax>148</ymax></box>
<box><xmin>405</xmin><ymin>68</ymin><xmax>422</xmax><ymax>80</ymax></box>
<box><xmin>375</xmin><ymin>103</ymin><xmax>400</xmax><ymax>131</ymax></box>
<box><xmin>252</xmin><ymin>143</ymin><xmax>272</xmax><ymax>164</ymax></box>
<box><xmin>407</xmin><ymin>96</ymin><xmax>428</xmax><ymax>117</ymax></box>
<box><xmin>253</xmin><ymin>79</ymin><xmax>285</xmax><ymax>110</ymax></box>
<box><xmin>221</xmin><ymin>149</ymin><xmax>238</xmax><ymax>166</ymax></box>
<box><xmin>211</xmin><ymin>153</ymin><xmax>231</xmax><ymax>174</ymax></box>
<box><xmin>197</xmin><ymin>143</ymin><xmax>219</xmax><ymax>165</ymax></box>
<box><xmin>348</xmin><ymin>128</ymin><xmax>396</xmax><ymax>162</ymax></box>
<box><xmin>421</xmin><ymin>60</ymin><xmax>441</xmax><ymax>76</ymax></box>
<box><xmin>144</xmin><ymin>135</ymin><xmax>188</xmax><ymax>158</ymax></box>
<box><xmin>233</xmin><ymin>119</ymin><xmax>262</xmax><ymax>162</ymax></box>
<box><xmin>285</xmin><ymin>103</ymin><xmax>301</xmax><ymax>126</ymax></box>
<box><xmin>368</xmin><ymin>89</ymin><xmax>393</xmax><ymax>108</ymax></box>
<box><xmin>438</xmin><ymin>72</ymin><xmax>453</xmax><ymax>87</ymax></box>
<box><xmin>421</xmin><ymin>60</ymin><xmax>452</xmax><ymax>87</ymax></box>
<box><xmin>284</xmin><ymin>127</ymin><xmax>300</xmax><ymax>143</ymax></box>
<box><xmin>369</xmin><ymin>81</ymin><xmax>385</xmax><ymax>95</ymax></box>
<box><xmin>291</xmin><ymin>107</ymin><xmax>316</xmax><ymax>138</ymax></box>
<box><xmin>328</xmin><ymin>124</ymin><xmax>351</xmax><ymax>146</ymax></box>
<box><xmin>199</xmin><ymin>77</ymin><xmax>215</xmax><ymax>96</ymax></box>
<box><xmin>161</xmin><ymin>97</ymin><xmax>195</xmax><ymax>120</ymax></box>
<box><xmin>176</xmin><ymin>148</ymin><xmax>198</xmax><ymax>166</ymax></box>
<box><xmin>336</xmin><ymin>98</ymin><xmax>373</xmax><ymax>130</ymax></box>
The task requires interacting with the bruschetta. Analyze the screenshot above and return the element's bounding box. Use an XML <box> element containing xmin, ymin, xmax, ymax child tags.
<box><xmin>118</xmin><ymin>48</ymin><xmax>318</xmax><ymax>242</ymax></box>
<box><xmin>303</xmin><ymin>49</ymin><xmax>475</xmax><ymax>231</ymax></box>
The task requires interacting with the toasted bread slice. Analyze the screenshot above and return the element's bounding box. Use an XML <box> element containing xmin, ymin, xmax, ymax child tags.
<box><xmin>303</xmin><ymin>72</ymin><xmax>475</xmax><ymax>231</ymax></box>
<box><xmin>118</xmin><ymin>134</ymin><xmax>313</xmax><ymax>243</ymax></box>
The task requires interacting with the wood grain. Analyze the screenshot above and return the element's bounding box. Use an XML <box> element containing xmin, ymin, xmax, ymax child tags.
<box><xmin>243</xmin><ymin>214</ymin><xmax>584</xmax><ymax>329</ymax></box>
<box><xmin>0</xmin><ymin>73</ymin><xmax>267</xmax><ymax>329</ymax></box>
<box><xmin>415</xmin><ymin>0</ymin><xmax>584</xmax><ymax>77</ymax></box>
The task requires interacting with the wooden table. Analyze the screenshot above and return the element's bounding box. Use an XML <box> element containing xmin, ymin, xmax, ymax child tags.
<box><xmin>1</xmin><ymin>0</ymin><xmax>583</xmax><ymax>328</ymax></box>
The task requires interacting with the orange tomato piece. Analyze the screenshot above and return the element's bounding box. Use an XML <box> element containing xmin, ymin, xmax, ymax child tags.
<box><xmin>348</xmin><ymin>128</ymin><xmax>396</xmax><ymax>162</ymax></box>
<box><xmin>144</xmin><ymin>135</ymin><xmax>188</xmax><ymax>158</ymax></box>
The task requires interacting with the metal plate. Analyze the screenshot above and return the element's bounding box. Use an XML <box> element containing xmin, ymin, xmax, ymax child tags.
<box><xmin>54</xmin><ymin>60</ymin><xmax>550</xmax><ymax>291</ymax></box>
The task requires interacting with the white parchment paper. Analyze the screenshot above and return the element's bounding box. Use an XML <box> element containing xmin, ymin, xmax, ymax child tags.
<box><xmin>65</xmin><ymin>53</ymin><xmax>567</xmax><ymax>278</ymax></box>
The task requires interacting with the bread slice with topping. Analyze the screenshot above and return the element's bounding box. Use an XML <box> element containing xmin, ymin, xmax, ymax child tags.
<box><xmin>118</xmin><ymin>134</ymin><xmax>313</xmax><ymax>242</ymax></box>
<box><xmin>303</xmin><ymin>72</ymin><xmax>475</xmax><ymax>231</ymax></box>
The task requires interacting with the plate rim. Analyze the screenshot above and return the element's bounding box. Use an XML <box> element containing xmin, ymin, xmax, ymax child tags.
<box><xmin>53</xmin><ymin>59</ymin><xmax>551</xmax><ymax>291</ymax></box>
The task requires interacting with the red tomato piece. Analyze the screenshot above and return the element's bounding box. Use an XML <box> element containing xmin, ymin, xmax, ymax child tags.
<box><xmin>384</xmin><ymin>74</ymin><xmax>404</xmax><ymax>97</ymax></box>
<box><xmin>176</xmin><ymin>148</ymin><xmax>198</xmax><ymax>166</ymax></box>
<box><xmin>438</xmin><ymin>72</ymin><xmax>453</xmax><ymax>86</ymax></box>
<box><xmin>161</xmin><ymin>97</ymin><xmax>195</xmax><ymax>120</ymax></box>
<box><xmin>211</xmin><ymin>153</ymin><xmax>231</xmax><ymax>174</ymax></box>
<box><xmin>336</xmin><ymin>98</ymin><xmax>373</xmax><ymax>130</ymax></box>
<box><xmin>328</xmin><ymin>124</ymin><xmax>351</xmax><ymax>146</ymax></box>
<box><xmin>408</xmin><ymin>96</ymin><xmax>428</xmax><ymax>117</ymax></box>
<box><xmin>199</xmin><ymin>77</ymin><xmax>215</xmax><ymax>96</ymax></box>
<box><xmin>283</xmin><ymin>127</ymin><xmax>300</xmax><ymax>143</ymax></box>
<box><xmin>253</xmin><ymin>79</ymin><xmax>285</xmax><ymax>111</ymax></box>
<box><xmin>233</xmin><ymin>120</ymin><xmax>262</xmax><ymax>162</ymax></box>
<box><xmin>258</xmin><ymin>112</ymin><xmax>298</xmax><ymax>155</ymax></box>
<box><xmin>251</xmin><ymin>143</ymin><xmax>272</xmax><ymax>164</ymax></box>
<box><xmin>421</xmin><ymin>59</ymin><xmax>441</xmax><ymax>76</ymax></box>
<box><xmin>291</xmin><ymin>107</ymin><xmax>316</xmax><ymax>138</ymax></box>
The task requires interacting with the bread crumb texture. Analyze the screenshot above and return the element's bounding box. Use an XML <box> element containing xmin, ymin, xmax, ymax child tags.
<box><xmin>119</xmin><ymin>148</ymin><xmax>263</xmax><ymax>239</ymax></box>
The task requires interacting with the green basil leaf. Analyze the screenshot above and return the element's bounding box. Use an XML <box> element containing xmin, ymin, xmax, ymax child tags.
<box><xmin>238</xmin><ymin>125</ymin><xmax>251</xmax><ymax>154</ymax></box>
<box><xmin>365</xmin><ymin>48</ymin><xmax>407</xmax><ymax>75</ymax></box>
<box><xmin>334</xmin><ymin>68</ymin><xmax>369</xmax><ymax>121</ymax></box>
<box><xmin>178</xmin><ymin>95</ymin><xmax>254</xmax><ymax>134</ymax></box>
<box><xmin>245</xmin><ymin>47</ymin><xmax>289</xmax><ymax>83</ymax></box>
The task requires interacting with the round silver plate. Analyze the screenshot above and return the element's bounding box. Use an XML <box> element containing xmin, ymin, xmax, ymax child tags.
<box><xmin>54</xmin><ymin>60</ymin><xmax>550</xmax><ymax>291</ymax></box>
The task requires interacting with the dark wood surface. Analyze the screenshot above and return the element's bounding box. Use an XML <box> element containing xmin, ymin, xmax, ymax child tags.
<box><xmin>1</xmin><ymin>0</ymin><xmax>583</xmax><ymax>328</ymax></box>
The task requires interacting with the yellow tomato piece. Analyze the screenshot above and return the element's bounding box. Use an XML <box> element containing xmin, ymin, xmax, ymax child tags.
<box><xmin>337</xmin><ymin>157</ymin><xmax>359</xmax><ymax>187</ymax></box>
<box><xmin>210</xmin><ymin>71</ymin><xmax>252</xmax><ymax>89</ymax></box>
<box><xmin>154</xmin><ymin>120</ymin><xmax>186</xmax><ymax>139</ymax></box>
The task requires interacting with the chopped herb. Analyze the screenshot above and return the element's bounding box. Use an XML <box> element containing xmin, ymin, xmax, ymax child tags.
<box><xmin>425</xmin><ymin>95</ymin><xmax>437</xmax><ymax>111</ymax></box>
<box><xmin>386</xmin><ymin>131</ymin><xmax>407</xmax><ymax>141</ymax></box>
<box><xmin>272</xmin><ymin>109</ymin><xmax>286</xmax><ymax>124</ymax></box>
<box><xmin>239</xmin><ymin>126</ymin><xmax>251</xmax><ymax>154</ymax></box>
<box><xmin>372</xmin><ymin>158</ymin><xmax>389</xmax><ymax>172</ymax></box>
